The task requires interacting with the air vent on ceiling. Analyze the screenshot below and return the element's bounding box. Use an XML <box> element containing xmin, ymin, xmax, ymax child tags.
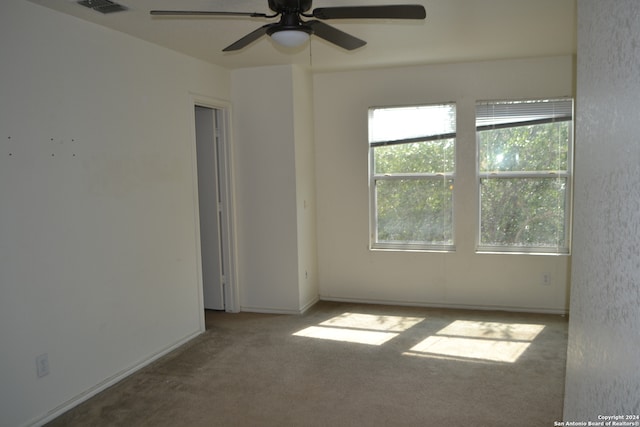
<box><xmin>78</xmin><ymin>0</ymin><xmax>127</xmax><ymax>14</ymax></box>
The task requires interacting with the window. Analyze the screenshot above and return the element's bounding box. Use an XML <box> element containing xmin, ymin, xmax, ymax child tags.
<box><xmin>476</xmin><ymin>99</ymin><xmax>573</xmax><ymax>253</ymax></box>
<box><xmin>368</xmin><ymin>104</ymin><xmax>456</xmax><ymax>250</ymax></box>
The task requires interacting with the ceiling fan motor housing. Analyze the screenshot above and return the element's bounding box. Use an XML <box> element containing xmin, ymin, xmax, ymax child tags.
<box><xmin>268</xmin><ymin>0</ymin><xmax>313</xmax><ymax>13</ymax></box>
<box><xmin>266</xmin><ymin>12</ymin><xmax>313</xmax><ymax>37</ymax></box>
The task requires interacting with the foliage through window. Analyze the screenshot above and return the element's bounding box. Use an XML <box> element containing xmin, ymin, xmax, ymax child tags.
<box><xmin>369</xmin><ymin>104</ymin><xmax>456</xmax><ymax>250</ymax></box>
<box><xmin>476</xmin><ymin>99</ymin><xmax>573</xmax><ymax>253</ymax></box>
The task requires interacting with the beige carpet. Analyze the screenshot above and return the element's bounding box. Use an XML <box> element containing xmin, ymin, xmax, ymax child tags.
<box><xmin>47</xmin><ymin>301</ymin><xmax>568</xmax><ymax>426</ymax></box>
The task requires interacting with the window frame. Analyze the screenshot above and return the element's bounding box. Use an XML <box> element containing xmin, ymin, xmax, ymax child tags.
<box><xmin>368</xmin><ymin>103</ymin><xmax>457</xmax><ymax>252</ymax></box>
<box><xmin>475</xmin><ymin>98</ymin><xmax>574</xmax><ymax>255</ymax></box>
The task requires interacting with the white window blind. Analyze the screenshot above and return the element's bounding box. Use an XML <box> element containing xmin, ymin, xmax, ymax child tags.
<box><xmin>369</xmin><ymin>104</ymin><xmax>456</xmax><ymax>147</ymax></box>
<box><xmin>476</xmin><ymin>99</ymin><xmax>573</xmax><ymax>131</ymax></box>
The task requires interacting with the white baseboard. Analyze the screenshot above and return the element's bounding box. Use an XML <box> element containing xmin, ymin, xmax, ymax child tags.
<box><xmin>319</xmin><ymin>296</ymin><xmax>569</xmax><ymax>315</ymax></box>
<box><xmin>241</xmin><ymin>297</ymin><xmax>319</xmax><ymax>315</ymax></box>
<box><xmin>30</xmin><ymin>330</ymin><xmax>204</xmax><ymax>427</ymax></box>
<box><xmin>240</xmin><ymin>306</ymin><xmax>305</xmax><ymax>315</ymax></box>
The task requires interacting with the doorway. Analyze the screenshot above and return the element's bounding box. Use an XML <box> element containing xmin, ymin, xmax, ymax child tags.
<box><xmin>194</xmin><ymin>104</ymin><xmax>236</xmax><ymax>314</ymax></box>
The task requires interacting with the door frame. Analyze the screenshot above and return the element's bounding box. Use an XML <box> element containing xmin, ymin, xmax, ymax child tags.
<box><xmin>189</xmin><ymin>93</ymin><xmax>239</xmax><ymax>326</ymax></box>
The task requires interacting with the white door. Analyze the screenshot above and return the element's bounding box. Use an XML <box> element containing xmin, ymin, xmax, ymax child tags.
<box><xmin>195</xmin><ymin>106</ymin><xmax>224</xmax><ymax>310</ymax></box>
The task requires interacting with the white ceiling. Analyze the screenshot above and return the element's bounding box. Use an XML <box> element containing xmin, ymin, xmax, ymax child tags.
<box><xmin>26</xmin><ymin>0</ymin><xmax>576</xmax><ymax>72</ymax></box>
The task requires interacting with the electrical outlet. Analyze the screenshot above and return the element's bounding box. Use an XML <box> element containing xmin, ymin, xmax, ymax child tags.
<box><xmin>36</xmin><ymin>353</ymin><xmax>50</xmax><ymax>378</ymax></box>
<box><xmin>542</xmin><ymin>272</ymin><xmax>552</xmax><ymax>286</ymax></box>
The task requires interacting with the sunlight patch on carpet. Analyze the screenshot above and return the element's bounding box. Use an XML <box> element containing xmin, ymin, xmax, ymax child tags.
<box><xmin>319</xmin><ymin>313</ymin><xmax>424</xmax><ymax>332</ymax></box>
<box><xmin>403</xmin><ymin>321</ymin><xmax>545</xmax><ymax>363</ymax></box>
<box><xmin>437</xmin><ymin>320</ymin><xmax>545</xmax><ymax>341</ymax></box>
<box><xmin>293</xmin><ymin>326</ymin><xmax>397</xmax><ymax>345</ymax></box>
<box><xmin>406</xmin><ymin>336</ymin><xmax>530</xmax><ymax>363</ymax></box>
<box><xmin>293</xmin><ymin>312</ymin><xmax>425</xmax><ymax>345</ymax></box>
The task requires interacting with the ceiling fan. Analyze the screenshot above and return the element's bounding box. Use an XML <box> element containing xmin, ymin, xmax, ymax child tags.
<box><xmin>150</xmin><ymin>0</ymin><xmax>426</xmax><ymax>52</ymax></box>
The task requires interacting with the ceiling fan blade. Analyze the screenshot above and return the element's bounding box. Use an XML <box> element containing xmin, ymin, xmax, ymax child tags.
<box><xmin>312</xmin><ymin>5</ymin><xmax>426</xmax><ymax>20</ymax></box>
<box><xmin>150</xmin><ymin>10</ymin><xmax>270</xmax><ymax>18</ymax></box>
<box><xmin>307</xmin><ymin>21</ymin><xmax>366</xmax><ymax>51</ymax></box>
<box><xmin>223</xmin><ymin>24</ymin><xmax>276</xmax><ymax>52</ymax></box>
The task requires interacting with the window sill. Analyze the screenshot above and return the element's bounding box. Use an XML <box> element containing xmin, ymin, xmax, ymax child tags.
<box><xmin>370</xmin><ymin>245</ymin><xmax>456</xmax><ymax>254</ymax></box>
<box><xmin>475</xmin><ymin>249</ymin><xmax>571</xmax><ymax>256</ymax></box>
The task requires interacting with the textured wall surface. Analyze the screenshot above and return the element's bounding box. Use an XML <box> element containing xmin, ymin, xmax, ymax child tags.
<box><xmin>564</xmin><ymin>0</ymin><xmax>640</xmax><ymax>420</ymax></box>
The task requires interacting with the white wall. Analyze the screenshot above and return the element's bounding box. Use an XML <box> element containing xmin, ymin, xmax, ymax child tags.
<box><xmin>313</xmin><ymin>56</ymin><xmax>574</xmax><ymax>313</ymax></box>
<box><xmin>0</xmin><ymin>1</ymin><xmax>230</xmax><ymax>425</ymax></box>
<box><xmin>564</xmin><ymin>0</ymin><xmax>640</xmax><ymax>419</ymax></box>
<box><xmin>231</xmin><ymin>64</ymin><xmax>318</xmax><ymax>313</ymax></box>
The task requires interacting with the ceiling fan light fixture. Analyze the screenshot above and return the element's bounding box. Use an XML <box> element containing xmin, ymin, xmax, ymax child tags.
<box><xmin>270</xmin><ymin>29</ymin><xmax>310</xmax><ymax>48</ymax></box>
